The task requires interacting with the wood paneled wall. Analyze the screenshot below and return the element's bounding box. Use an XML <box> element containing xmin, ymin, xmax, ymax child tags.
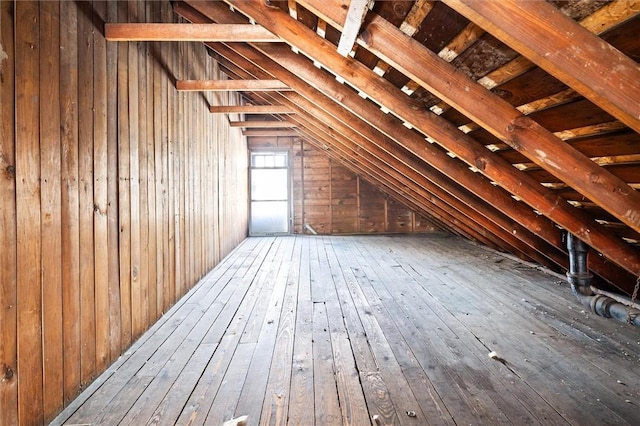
<box><xmin>0</xmin><ymin>1</ymin><xmax>248</xmax><ymax>424</ymax></box>
<box><xmin>249</xmin><ymin>136</ymin><xmax>440</xmax><ymax>235</ymax></box>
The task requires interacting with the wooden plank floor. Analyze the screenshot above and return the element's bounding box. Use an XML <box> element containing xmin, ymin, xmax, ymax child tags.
<box><xmin>53</xmin><ymin>234</ymin><xmax>640</xmax><ymax>425</ymax></box>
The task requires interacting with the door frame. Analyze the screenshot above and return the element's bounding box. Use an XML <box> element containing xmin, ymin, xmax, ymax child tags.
<box><xmin>248</xmin><ymin>149</ymin><xmax>292</xmax><ymax>236</ymax></box>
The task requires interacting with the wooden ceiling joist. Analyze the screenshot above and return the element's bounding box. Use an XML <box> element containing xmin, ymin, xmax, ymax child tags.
<box><xmin>176</xmin><ymin>79</ymin><xmax>290</xmax><ymax>91</ymax></box>
<box><xmin>210</xmin><ymin>105</ymin><xmax>295</xmax><ymax>114</ymax></box>
<box><xmin>104</xmin><ymin>23</ymin><xmax>280</xmax><ymax>42</ymax></box>
<box><xmin>242</xmin><ymin>130</ymin><xmax>298</xmax><ymax>137</ymax></box>
<box><xmin>442</xmin><ymin>0</ymin><xmax>640</xmax><ymax>135</ymax></box>
<box><xmin>196</xmin><ymin>0</ymin><xmax>640</xmax><ymax>282</ymax></box>
<box><xmin>229</xmin><ymin>120</ymin><xmax>297</xmax><ymax>128</ymax></box>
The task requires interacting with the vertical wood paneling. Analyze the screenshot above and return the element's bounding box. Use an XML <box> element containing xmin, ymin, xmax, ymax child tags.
<box><xmin>4</xmin><ymin>2</ymin><xmax>249</xmax><ymax>424</ymax></box>
<box><xmin>152</xmin><ymin>0</ymin><xmax>164</xmax><ymax>319</ymax></box>
<box><xmin>106</xmin><ymin>0</ymin><xmax>121</xmax><ymax>362</ymax></box>
<box><xmin>39</xmin><ymin>1</ymin><xmax>63</xmax><ymax>420</ymax></box>
<box><xmin>0</xmin><ymin>1</ymin><xmax>18</xmax><ymax>424</ymax></box>
<box><xmin>15</xmin><ymin>1</ymin><xmax>44</xmax><ymax>423</ymax></box>
<box><xmin>60</xmin><ymin>0</ymin><xmax>81</xmax><ymax>404</ymax></box>
<box><xmin>117</xmin><ymin>0</ymin><xmax>132</xmax><ymax>349</ymax></box>
<box><xmin>127</xmin><ymin>0</ymin><xmax>142</xmax><ymax>341</ymax></box>
<box><xmin>136</xmin><ymin>0</ymin><xmax>150</xmax><ymax>336</ymax></box>
<box><xmin>263</xmin><ymin>140</ymin><xmax>439</xmax><ymax>236</ymax></box>
<box><xmin>77</xmin><ymin>0</ymin><xmax>96</xmax><ymax>386</ymax></box>
<box><xmin>93</xmin><ymin>0</ymin><xmax>110</xmax><ymax>372</ymax></box>
<box><xmin>146</xmin><ymin>0</ymin><xmax>158</xmax><ymax>324</ymax></box>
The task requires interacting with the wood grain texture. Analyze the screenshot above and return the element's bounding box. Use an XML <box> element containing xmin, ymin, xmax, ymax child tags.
<box><xmin>39</xmin><ymin>1</ymin><xmax>64</xmax><ymax>420</ymax></box>
<box><xmin>15</xmin><ymin>1</ymin><xmax>44</xmax><ymax>423</ymax></box>
<box><xmin>105</xmin><ymin>23</ymin><xmax>281</xmax><ymax>42</ymax></box>
<box><xmin>444</xmin><ymin>0</ymin><xmax>640</xmax><ymax>134</ymax></box>
<box><xmin>53</xmin><ymin>235</ymin><xmax>640</xmax><ymax>425</ymax></box>
<box><xmin>3</xmin><ymin>3</ymin><xmax>249</xmax><ymax>424</ymax></box>
<box><xmin>0</xmin><ymin>1</ymin><xmax>18</xmax><ymax>425</ymax></box>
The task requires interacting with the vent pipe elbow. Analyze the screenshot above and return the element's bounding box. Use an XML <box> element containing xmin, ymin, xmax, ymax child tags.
<box><xmin>565</xmin><ymin>233</ymin><xmax>640</xmax><ymax>327</ymax></box>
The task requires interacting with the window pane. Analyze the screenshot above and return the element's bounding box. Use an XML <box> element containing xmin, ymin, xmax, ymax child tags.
<box><xmin>251</xmin><ymin>169</ymin><xmax>288</xmax><ymax>200</ymax></box>
<box><xmin>251</xmin><ymin>201</ymin><xmax>289</xmax><ymax>233</ymax></box>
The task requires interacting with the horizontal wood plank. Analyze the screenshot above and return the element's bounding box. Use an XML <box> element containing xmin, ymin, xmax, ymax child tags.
<box><xmin>105</xmin><ymin>23</ymin><xmax>280</xmax><ymax>42</ymax></box>
<box><xmin>176</xmin><ymin>79</ymin><xmax>291</xmax><ymax>92</ymax></box>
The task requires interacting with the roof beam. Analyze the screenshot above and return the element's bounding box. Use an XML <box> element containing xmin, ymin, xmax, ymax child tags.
<box><xmin>336</xmin><ymin>0</ymin><xmax>372</xmax><ymax>56</ymax></box>
<box><xmin>175</xmin><ymin>79</ymin><xmax>290</xmax><ymax>91</ymax></box>
<box><xmin>197</xmin><ymin>0</ymin><xmax>640</xmax><ymax>281</ymax></box>
<box><xmin>210</xmin><ymin>105</ymin><xmax>295</xmax><ymax>114</ymax></box>
<box><xmin>442</xmin><ymin>0</ymin><xmax>640</xmax><ymax>135</ymax></box>
<box><xmin>104</xmin><ymin>23</ymin><xmax>280</xmax><ymax>42</ymax></box>
<box><xmin>229</xmin><ymin>121</ymin><xmax>297</xmax><ymax>128</ymax></box>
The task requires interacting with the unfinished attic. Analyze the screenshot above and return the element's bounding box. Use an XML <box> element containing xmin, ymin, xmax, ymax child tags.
<box><xmin>1</xmin><ymin>0</ymin><xmax>640</xmax><ymax>424</ymax></box>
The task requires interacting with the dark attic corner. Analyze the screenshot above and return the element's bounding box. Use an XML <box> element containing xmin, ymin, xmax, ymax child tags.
<box><xmin>1</xmin><ymin>0</ymin><xmax>639</xmax><ymax>425</ymax></box>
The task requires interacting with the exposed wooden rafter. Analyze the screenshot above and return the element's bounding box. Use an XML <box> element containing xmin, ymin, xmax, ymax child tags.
<box><xmin>175</xmin><ymin>79</ymin><xmax>290</xmax><ymax>91</ymax></box>
<box><xmin>104</xmin><ymin>23</ymin><xmax>280</xmax><ymax>42</ymax></box>
<box><xmin>442</xmin><ymin>0</ymin><xmax>640</xmax><ymax>135</ymax></box>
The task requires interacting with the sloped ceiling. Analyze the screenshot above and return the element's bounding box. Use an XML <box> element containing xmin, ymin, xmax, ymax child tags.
<box><xmin>162</xmin><ymin>0</ymin><xmax>639</xmax><ymax>295</ymax></box>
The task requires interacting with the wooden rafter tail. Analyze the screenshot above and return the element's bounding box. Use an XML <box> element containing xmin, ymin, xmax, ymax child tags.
<box><xmin>176</xmin><ymin>79</ymin><xmax>291</xmax><ymax>91</ymax></box>
<box><xmin>104</xmin><ymin>23</ymin><xmax>280</xmax><ymax>42</ymax></box>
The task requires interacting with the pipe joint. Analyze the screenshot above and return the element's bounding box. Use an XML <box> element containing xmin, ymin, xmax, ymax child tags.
<box><xmin>590</xmin><ymin>294</ymin><xmax>615</xmax><ymax>318</ymax></box>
